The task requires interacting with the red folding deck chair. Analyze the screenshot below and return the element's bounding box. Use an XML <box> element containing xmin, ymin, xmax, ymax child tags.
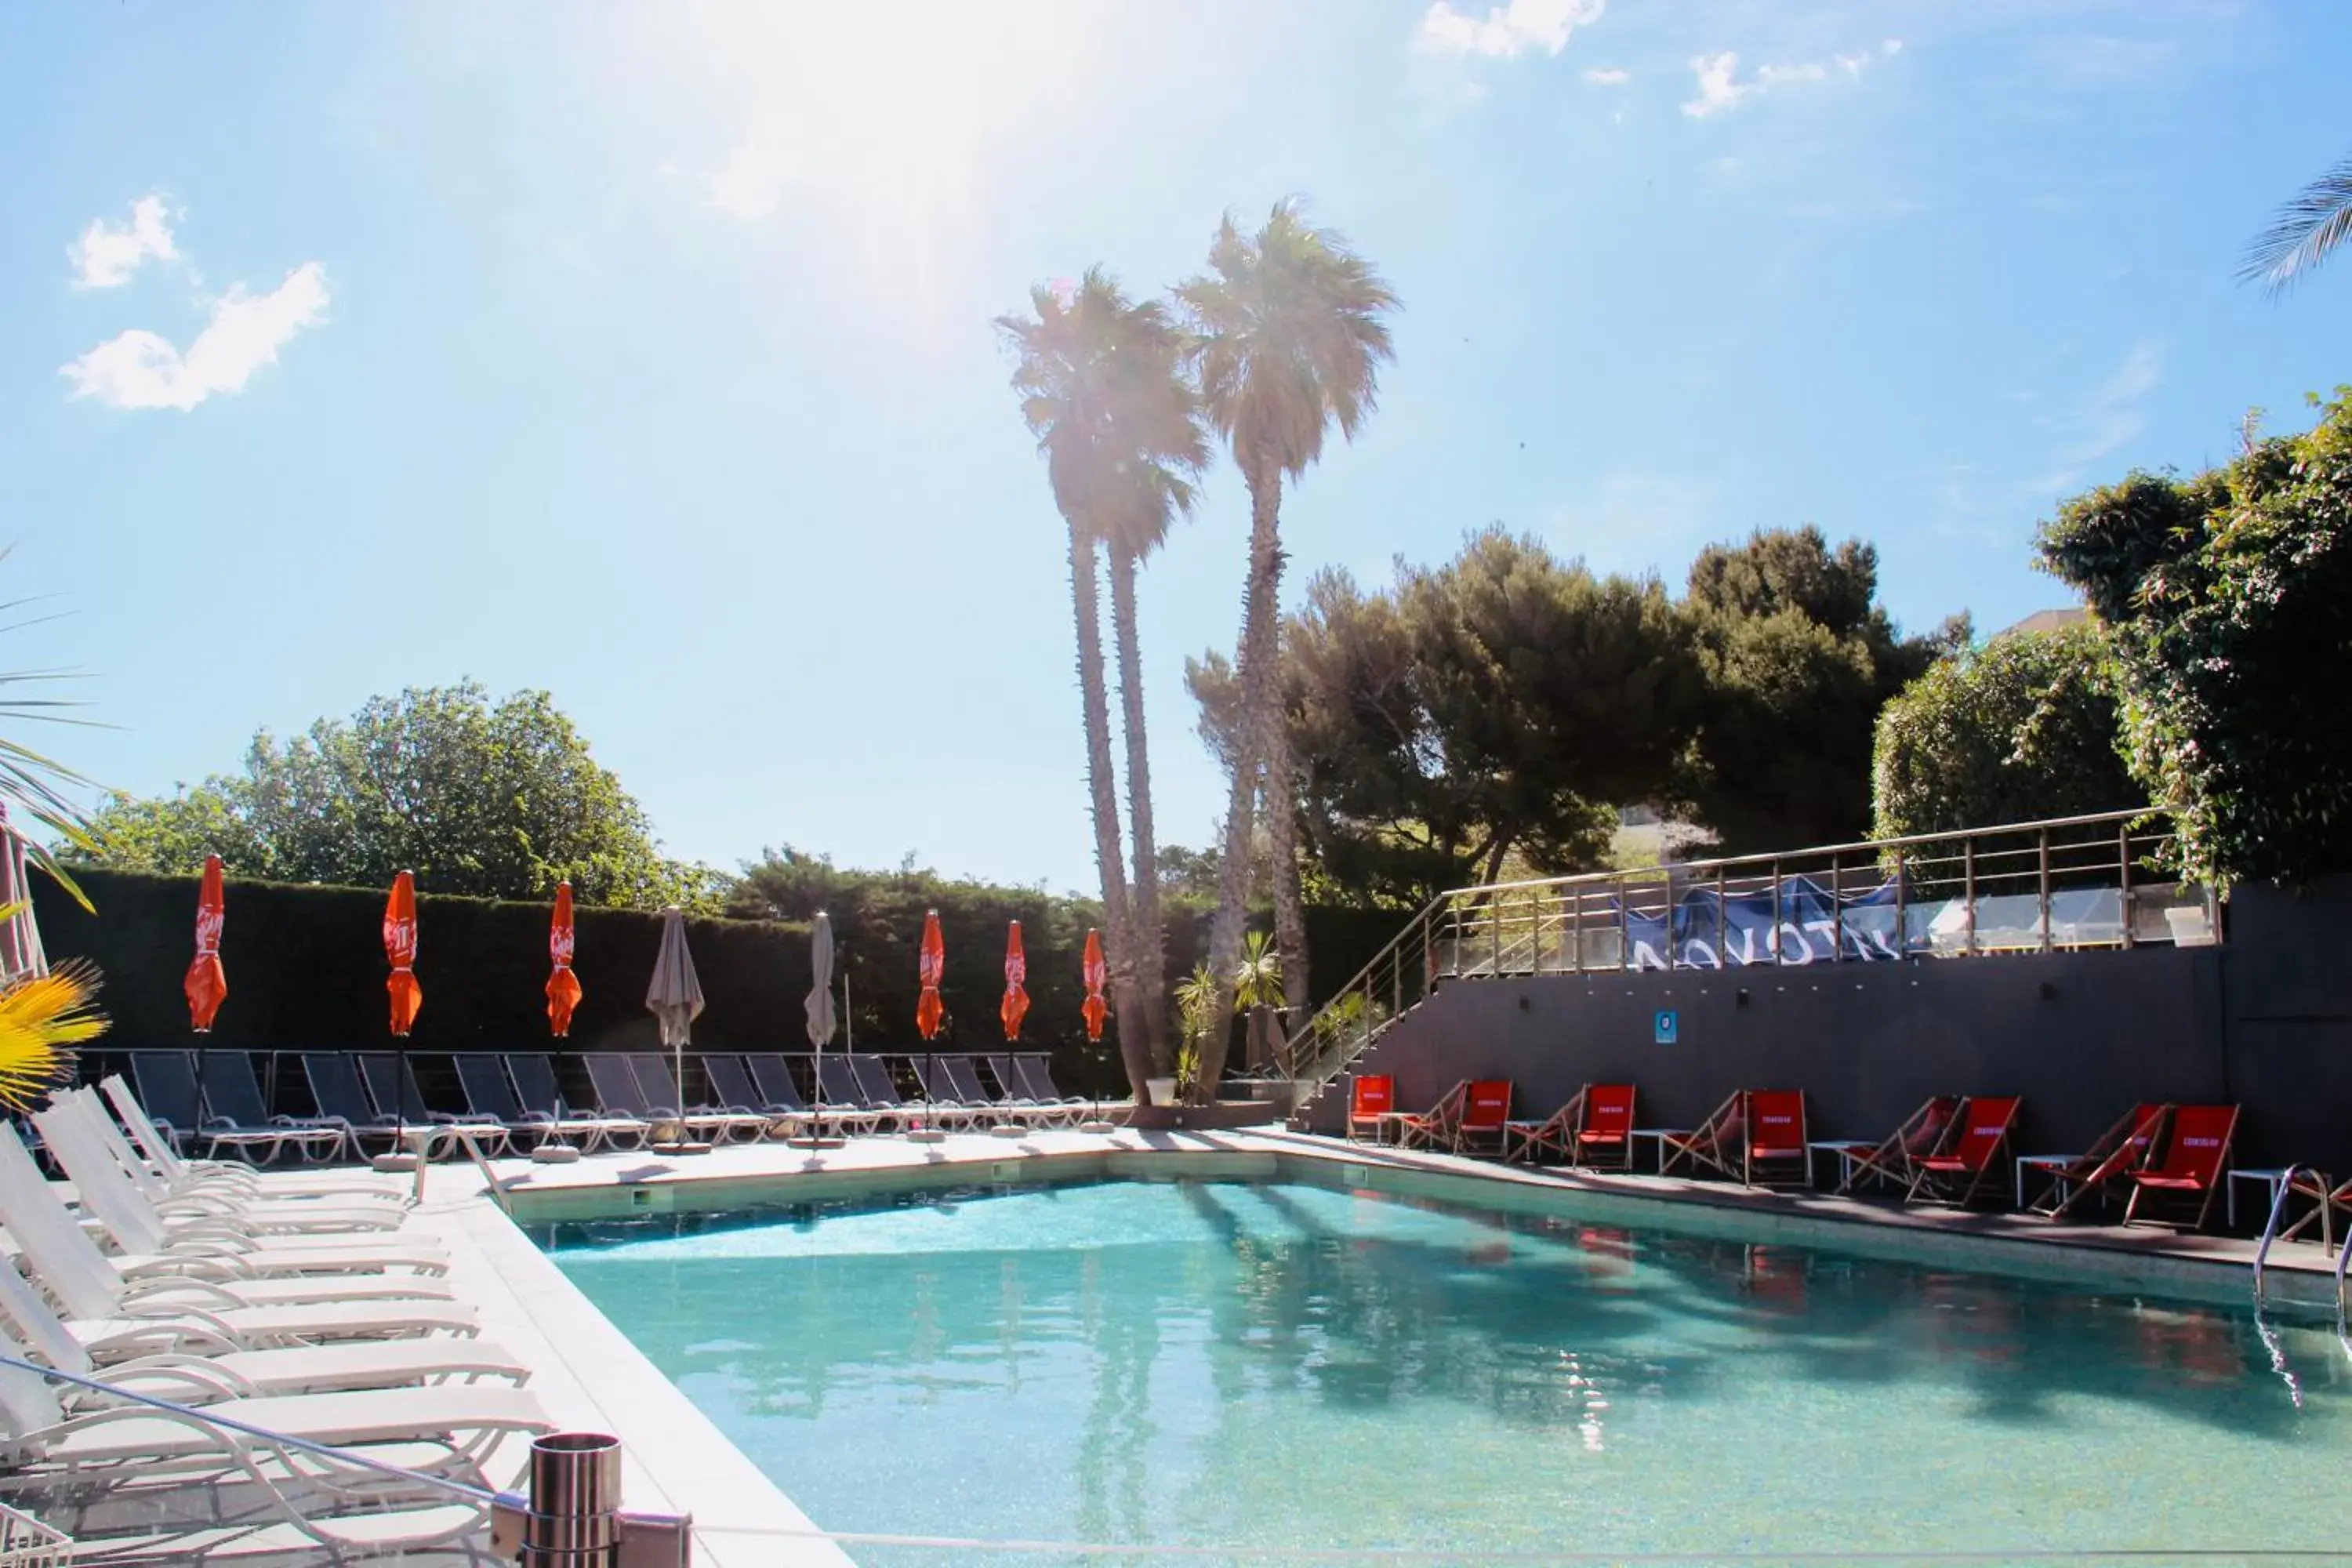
<box><xmin>1503</xmin><ymin>1086</ymin><xmax>1584</xmax><ymax>1166</ymax></box>
<box><xmin>2027</xmin><ymin>1102</ymin><xmax>2169</xmax><ymax>1218</ymax></box>
<box><xmin>1391</xmin><ymin>1080</ymin><xmax>1469</xmax><ymax>1152</ymax></box>
<box><xmin>1455</xmin><ymin>1080</ymin><xmax>1514</xmax><ymax>1156</ymax></box>
<box><xmin>1836</xmin><ymin>1096</ymin><xmax>1959</xmax><ymax>1196</ymax></box>
<box><xmin>1503</xmin><ymin>1083</ymin><xmax>1635</xmax><ymax>1170</ymax></box>
<box><xmin>2124</xmin><ymin>1104</ymin><xmax>2238</xmax><ymax>1231</ymax></box>
<box><xmin>1906</xmin><ymin>1096</ymin><xmax>2022</xmax><ymax>1208</ymax></box>
<box><xmin>1744</xmin><ymin>1091</ymin><xmax>1809</xmax><ymax>1187</ymax></box>
<box><xmin>1663</xmin><ymin>1091</ymin><xmax>1808</xmax><ymax>1187</ymax></box>
<box><xmin>1573</xmin><ymin>1083</ymin><xmax>1636</xmax><ymax>1171</ymax></box>
<box><xmin>1347</xmin><ymin>1073</ymin><xmax>1396</xmax><ymax>1143</ymax></box>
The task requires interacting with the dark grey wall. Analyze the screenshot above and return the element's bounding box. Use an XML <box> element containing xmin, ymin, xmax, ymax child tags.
<box><xmin>1308</xmin><ymin>878</ymin><xmax>2352</xmax><ymax>1178</ymax></box>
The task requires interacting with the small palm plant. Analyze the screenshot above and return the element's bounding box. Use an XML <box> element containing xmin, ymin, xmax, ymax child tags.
<box><xmin>0</xmin><ymin>562</ymin><xmax>111</xmax><ymax>1110</ymax></box>
<box><xmin>1233</xmin><ymin>929</ymin><xmax>1283</xmax><ymax>1012</ymax></box>
<box><xmin>1172</xmin><ymin>962</ymin><xmax>1221</xmax><ymax>1099</ymax></box>
<box><xmin>0</xmin><ymin>938</ymin><xmax>103</xmax><ymax>1112</ymax></box>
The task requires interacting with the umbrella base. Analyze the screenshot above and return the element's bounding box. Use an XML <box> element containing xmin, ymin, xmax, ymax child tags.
<box><xmin>988</xmin><ymin>1123</ymin><xmax>1029</xmax><ymax>1139</ymax></box>
<box><xmin>786</xmin><ymin>1136</ymin><xmax>845</xmax><ymax>1149</ymax></box>
<box><xmin>1078</xmin><ymin>1120</ymin><xmax>1119</xmax><ymax>1135</ymax></box>
<box><xmin>530</xmin><ymin>1143</ymin><xmax>583</xmax><ymax>1164</ymax></box>
<box><xmin>652</xmin><ymin>1141</ymin><xmax>713</xmax><ymax>1157</ymax></box>
<box><xmin>903</xmin><ymin>1128</ymin><xmax>949</xmax><ymax>1144</ymax></box>
<box><xmin>371</xmin><ymin>1153</ymin><xmax>420</xmax><ymax>1174</ymax></box>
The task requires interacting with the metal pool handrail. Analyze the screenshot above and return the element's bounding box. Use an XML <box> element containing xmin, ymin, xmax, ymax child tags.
<box><xmin>2253</xmin><ymin>1165</ymin><xmax>2314</xmax><ymax>1308</ymax></box>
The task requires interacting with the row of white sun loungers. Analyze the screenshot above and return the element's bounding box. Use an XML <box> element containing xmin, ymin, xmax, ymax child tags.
<box><xmin>0</xmin><ymin>1078</ymin><xmax>554</xmax><ymax>1556</ymax></box>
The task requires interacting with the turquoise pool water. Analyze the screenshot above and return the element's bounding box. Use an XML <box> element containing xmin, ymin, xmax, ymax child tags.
<box><xmin>540</xmin><ymin>1178</ymin><xmax>2346</xmax><ymax>1563</ymax></box>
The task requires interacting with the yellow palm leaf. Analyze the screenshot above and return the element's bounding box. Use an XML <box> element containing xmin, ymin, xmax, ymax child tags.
<box><xmin>0</xmin><ymin>960</ymin><xmax>105</xmax><ymax>1112</ymax></box>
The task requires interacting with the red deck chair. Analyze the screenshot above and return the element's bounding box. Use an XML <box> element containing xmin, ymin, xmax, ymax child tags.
<box><xmin>1574</xmin><ymin>1083</ymin><xmax>1637</xmax><ymax>1171</ymax></box>
<box><xmin>1744</xmin><ymin>1091</ymin><xmax>1809</xmax><ymax>1187</ymax></box>
<box><xmin>2124</xmin><ymin>1104</ymin><xmax>2238</xmax><ymax>1231</ymax></box>
<box><xmin>1906</xmin><ymin>1096</ymin><xmax>2022</xmax><ymax>1208</ymax></box>
<box><xmin>1392</xmin><ymin>1080</ymin><xmax>1469</xmax><ymax>1152</ymax></box>
<box><xmin>1503</xmin><ymin>1085</ymin><xmax>1585</xmax><ymax>1166</ymax></box>
<box><xmin>1347</xmin><ymin>1073</ymin><xmax>1396</xmax><ymax>1143</ymax></box>
<box><xmin>1455</xmin><ymin>1080</ymin><xmax>1514</xmax><ymax>1156</ymax></box>
<box><xmin>1660</xmin><ymin>1091</ymin><xmax>1746</xmax><ymax>1181</ymax></box>
<box><xmin>2030</xmin><ymin>1102</ymin><xmax>2169</xmax><ymax>1218</ymax></box>
<box><xmin>1836</xmin><ymin>1096</ymin><xmax>1959</xmax><ymax>1196</ymax></box>
<box><xmin>1663</xmin><ymin>1091</ymin><xmax>1808</xmax><ymax>1187</ymax></box>
<box><xmin>1503</xmin><ymin>1083</ymin><xmax>1636</xmax><ymax>1170</ymax></box>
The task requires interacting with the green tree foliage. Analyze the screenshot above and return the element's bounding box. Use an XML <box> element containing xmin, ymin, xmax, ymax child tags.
<box><xmin>71</xmin><ymin>682</ymin><xmax>723</xmax><ymax>909</ymax></box>
<box><xmin>1871</xmin><ymin>622</ymin><xmax>2142</xmax><ymax>840</ymax></box>
<box><xmin>2241</xmin><ymin>149</ymin><xmax>2352</xmax><ymax>296</ymax></box>
<box><xmin>1191</xmin><ymin>530</ymin><xmax>1698</xmax><ymax>909</ymax></box>
<box><xmin>1681</xmin><ymin>527</ymin><xmax>1963</xmax><ymax>854</ymax></box>
<box><xmin>2036</xmin><ymin>391</ymin><xmax>2352</xmax><ymax>887</ymax></box>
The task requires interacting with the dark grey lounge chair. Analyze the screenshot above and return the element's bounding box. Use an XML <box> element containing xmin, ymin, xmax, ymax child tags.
<box><xmin>749</xmin><ymin>1054</ymin><xmax>875</xmax><ymax>1137</ymax></box>
<box><xmin>357</xmin><ymin>1053</ymin><xmax>511</xmax><ymax>1158</ymax></box>
<box><xmin>132</xmin><ymin>1051</ymin><xmax>345</xmax><ymax>1166</ymax></box>
<box><xmin>909</xmin><ymin>1056</ymin><xmax>995</xmax><ymax>1129</ymax></box>
<box><xmin>508</xmin><ymin>1054</ymin><xmax>647</xmax><ymax>1152</ymax></box>
<box><xmin>626</xmin><ymin>1054</ymin><xmax>768</xmax><ymax>1144</ymax></box>
<box><xmin>299</xmin><ymin>1052</ymin><xmax>406</xmax><ymax>1157</ymax></box>
<box><xmin>704</xmin><ymin>1055</ymin><xmax>810</xmax><ymax>1138</ymax></box>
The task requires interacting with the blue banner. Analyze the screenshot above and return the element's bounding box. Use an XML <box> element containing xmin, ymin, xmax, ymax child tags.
<box><xmin>1620</xmin><ymin>874</ymin><xmax>1916</xmax><ymax>970</ymax></box>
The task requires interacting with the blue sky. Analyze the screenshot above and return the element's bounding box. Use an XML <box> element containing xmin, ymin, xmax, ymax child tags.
<box><xmin>5</xmin><ymin>0</ymin><xmax>2348</xmax><ymax>895</ymax></box>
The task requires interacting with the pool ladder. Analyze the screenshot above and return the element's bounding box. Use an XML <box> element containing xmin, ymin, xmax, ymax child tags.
<box><xmin>2251</xmin><ymin>1164</ymin><xmax>2352</xmax><ymax>1326</ymax></box>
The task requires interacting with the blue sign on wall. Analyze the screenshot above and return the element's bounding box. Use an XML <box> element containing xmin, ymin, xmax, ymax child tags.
<box><xmin>1654</xmin><ymin>1009</ymin><xmax>1679</xmax><ymax>1045</ymax></box>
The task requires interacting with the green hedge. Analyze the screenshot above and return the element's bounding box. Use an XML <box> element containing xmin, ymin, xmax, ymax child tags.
<box><xmin>35</xmin><ymin>869</ymin><xmax>1407</xmax><ymax>1099</ymax></box>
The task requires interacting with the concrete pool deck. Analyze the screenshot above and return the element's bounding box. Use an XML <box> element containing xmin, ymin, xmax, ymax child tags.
<box><xmin>182</xmin><ymin>1120</ymin><xmax>2343</xmax><ymax>1563</ymax></box>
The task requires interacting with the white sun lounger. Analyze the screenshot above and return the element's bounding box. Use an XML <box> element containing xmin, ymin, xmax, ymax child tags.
<box><xmin>100</xmin><ymin>1073</ymin><xmax>404</xmax><ymax>1203</ymax></box>
<box><xmin>0</xmin><ymin>1253</ymin><xmax>526</xmax><ymax>1403</ymax></box>
<box><xmin>1</xmin><ymin>1128</ymin><xmax>481</xmax><ymax>1344</ymax></box>
<box><xmin>20</xmin><ymin>1112</ymin><xmax>451</xmax><ymax>1299</ymax></box>
<box><xmin>49</xmin><ymin>1094</ymin><xmax>407</xmax><ymax>1234</ymax></box>
<box><xmin>54</xmin><ymin>1088</ymin><xmax>430</xmax><ymax>1238</ymax></box>
<box><xmin>0</xmin><ymin>1327</ymin><xmax>550</xmax><ymax>1548</ymax></box>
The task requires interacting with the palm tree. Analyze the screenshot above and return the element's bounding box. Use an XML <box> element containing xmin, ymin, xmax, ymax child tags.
<box><xmin>1176</xmin><ymin>200</ymin><xmax>1396</xmax><ymax>1100</ymax></box>
<box><xmin>996</xmin><ymin>269</ymin><xmax>1205</xmax><ymax>1102</ymax></box>
<box><xmin>2241</xmin><ymin>148</ymin><xmax>2352</xmax><ymax>295</ymax></box>
<box><xmin>1106</xmin><ymin>437</ymin><xmax>1208</xmax><ymax>1080</ymax></box>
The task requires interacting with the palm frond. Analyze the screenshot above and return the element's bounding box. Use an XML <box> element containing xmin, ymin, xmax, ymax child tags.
<box><xmin>0</xmin><ymin>959</ymin><xmax>105</xmax><ymax>1112</ymax></box>
<box><xmin>2241</xmin><ymin>150</ymin><xmax>2352</xmax><ymax>295</ymax></box>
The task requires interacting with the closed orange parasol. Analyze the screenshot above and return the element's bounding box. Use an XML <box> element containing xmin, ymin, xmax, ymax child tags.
<box><xmin>916</xmin><ymin>909</ymin><xmax>946</xmax><ymax>1042</ymax></box>
<box><xmin>1000</xmin><ymin>920</ymin><xmax>1029</xmax><ymax>1040</ymax></box>
<box><xmin>184</xmin><ymin>855</ymin><xmax>227</xmax><ymax>1033</ymax></box>
<box><xmin>1080</xmin><ymin>927</ymin><xmax>1108</xmax><ymax>1042</ymax></box>
<box><xmin>383</xmin><ymin>870</ymin><xmax>423</xmax><ymax>1036</ymax></box>
<box><xmin>546</xmin><ymin>882</ymin><xmax>582</xmax><ymax>1037</ymax></box>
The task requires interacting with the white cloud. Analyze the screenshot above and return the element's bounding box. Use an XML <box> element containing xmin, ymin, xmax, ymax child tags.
<box><xmin>69</xmin><ymin>194</ymin><xmax>178</xmax><ymax>289</ymax></box>
<box><xmin>1584</xmin><ymin>66</ymin><xmax>1630</xmax><ymax>85</ymax></box>
<box><xmin>1418</xmin><ymin>0</ymin><xmax>1604</xmax><ymax>60</ymax></box>
<box><xmin>1682</xmin><ymin>38</ymin><xmax>1901</xmax><ymax>118</ymax></box>
<box><xmin>60</xmin><ymin>263</ymin><xmax>330</xmax><ymax>412</ymax></box>
<box><xmin>2027</xmin><ymin>340</ymin><xmax>2165</xmax><ymax>495</ymax></box>
<box><xmin>1682</xmin><ymin>52</ymin><xmax>1752</xmax><ymax>117</ymax></box>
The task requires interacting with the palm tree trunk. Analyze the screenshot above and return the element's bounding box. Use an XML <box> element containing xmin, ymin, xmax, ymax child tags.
<box><xmin>1200</xmin><ymin>459</ymin><xmax>1287</xmax><ymax>1102</ymax></box>
<box><xmin>1069</xmin><ymin>521</ymin><xmax>1152</xmax><ymax>1104</ymax></box>
<box><xmin>1265</xmin><ymin>719</ymin><xmax>1309</xmax><ymax>1013</ymax></box>
<box><xmin>1108</xmin><ymin>539</ymin><xmax>1170</xmax><ymax>1076</ymax></box>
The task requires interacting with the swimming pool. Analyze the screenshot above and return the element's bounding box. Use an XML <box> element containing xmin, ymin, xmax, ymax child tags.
<box><xmin>538</xmin><ymin>1176</ymin><xmax>2345</xmax><ymax>1563</ymax></box>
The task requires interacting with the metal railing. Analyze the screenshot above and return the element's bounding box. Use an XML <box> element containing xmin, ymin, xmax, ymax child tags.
<box><xmin>1289</xmin><ymin>810</ymin><xmax>2215</xmax><ymax>1098</ymax></box>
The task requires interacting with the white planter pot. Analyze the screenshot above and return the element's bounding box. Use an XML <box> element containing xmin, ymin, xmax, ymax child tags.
<box><xmin>1145</xmin><ymin>1076</ymin><xmax>1178</xmax><ymax>1106</ymax></box>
